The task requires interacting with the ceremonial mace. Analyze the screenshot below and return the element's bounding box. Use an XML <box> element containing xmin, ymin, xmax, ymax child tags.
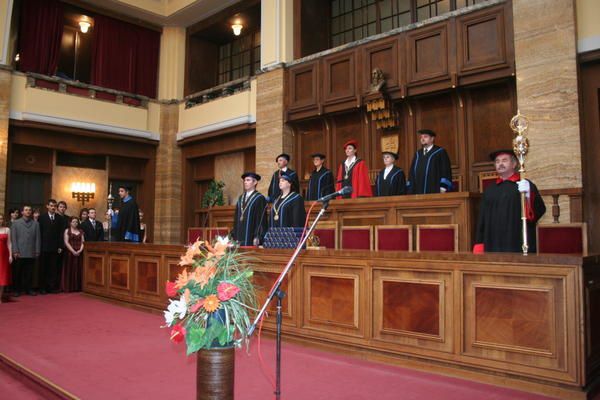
<box><xmin>107</xmin><ymin>183</ymin><xmax>114</xmax><ymax>242</ymax></box>
<box><xmin>510</xmin><ymin>111</ymin><xmax>530</xmax><ymax>256</ymax></box>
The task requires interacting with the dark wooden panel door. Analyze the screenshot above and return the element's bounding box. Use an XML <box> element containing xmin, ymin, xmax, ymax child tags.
<box><xmin>295</xmin><ymin>119</ymin><xmax>327</xmax><ymax>185</ymax></box>
<box><xmin>362</xmin><ymin>37</ymin><xmax>400</xmax><ymax>95</ymax></box>
<box><xmin>288</xmin><ymin>61</ymin><xmax>319</xmax><ymax>114</ymax></box>
<box><xmin>323</xmin><ymin>50</ymin><xmax>358</xmax><ymax>108</ymax></box>
<box><xmin>580</xmin><ymin>57</ymin><xmax>600</xmax><ymax>254</ymax></box>
<box><xmin>406</xmin><ymin>22</ymin><xmax>452</xmax><ymax>92</ymax></box>
<box><xmin>7</xmin><ymin>171</ymin><xmax>51</xmax><ymax>212</ymax></box>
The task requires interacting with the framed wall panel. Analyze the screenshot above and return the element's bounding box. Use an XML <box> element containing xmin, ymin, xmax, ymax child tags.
<box><xmin>322</xmin><ymin>50</ymin><xmax>358</xmax><ymax>109</ymax></box>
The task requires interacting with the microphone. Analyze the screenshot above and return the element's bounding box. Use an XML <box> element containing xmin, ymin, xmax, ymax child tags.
<box><xmin>317</xmin><ymin>186</ymin><xmax>352</xmax><ymax>202</ymax></box>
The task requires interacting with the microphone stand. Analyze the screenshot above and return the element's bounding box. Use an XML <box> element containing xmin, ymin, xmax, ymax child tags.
<box><xmin>247</xmin><ymin>199</ymin><xmax>331</xmax><ymax>400</ymax></box>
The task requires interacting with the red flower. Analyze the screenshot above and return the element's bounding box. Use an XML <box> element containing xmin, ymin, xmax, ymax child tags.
<box><xmin>165</xmin><ymin>281</ymin><xmax>179</xmax><ymax>298</ymax></box>
<box><xmin>217</xmin><ymin>282</ymin><xmax>240</xmax><ymax>301</ymax></box>
<box><xmin>189</xmin><ymin>299</ymin><xmax>205</xmax><ymax>313</ymax></box>
<box><xmin>170</xmin><ymin>324</ymin><xmax>186</xmax><ymax>343</ymax></box>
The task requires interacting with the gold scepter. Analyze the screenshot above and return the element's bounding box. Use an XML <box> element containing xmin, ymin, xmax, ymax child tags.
<box><xmin>510</xmin><ymin>111</ymin><xmax>530</xmax><ymax>256</ymax></box>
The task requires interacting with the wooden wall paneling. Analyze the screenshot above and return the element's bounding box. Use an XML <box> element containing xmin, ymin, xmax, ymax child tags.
<box><xmin>9</xmin><ymin>144</ymin><xmax>53</xmax><ymax>173</ymax></box>
<box><xmin>83</xmin><ymin>252</ymin><xmax>106</xmax><ymax>294</ymax></box>
<box><xmin>287</xmin><ymin>61</ymin><xmax>320</xmax><ymax>120</ymax></box>
<box><xmin>414</xmin><ymin>92</ymin><xmax>459</xmax><ymax>168</ymax></box>
<box><xmin>462</xmin><ymin>270</ymin><xmax>579</xmax><ymax>384</ymax></box>
<box><xmin>456</xmin><ymin>5</ymin><xmax>508</xmax><ymax>76</ymax></box>
<box><xmin>135</xmin><ymin>257</ymin><xmax>160</xmax><ymax>297</ymax></box>
<box><xmin>293</xmin><ymin>119</ymin><xmax>327</xmax><ymax>185</ymax></box>
<box><xmin>302</xmin><ymin>263</ymin><xmax>365</xmax><ymax>338</ymax></box>
<box><xmin>406</xmin><ymin>21</ymin><xmax>454</xmax><ymax>95</ymax></box>
<box><xmin>454</xmin><ymin>89</ymin><xmax>467</xmax><ymax>190</ymax></box>
<box><xmin>243</xmin><ymin>147</ymin><xmax>256</xmax><ymax>173</ymax></box>
<box><xmin>361</xmin><ymin>37</ymin><xmax>400</xmax><ymax>96</ymax></box>
<box><xmin>465</xmin><ymin>79</ymin><xmax>516</xmax><ymax>191</ymax></box>
<box><xmin>331</xmin><ymin>112</ymin><xmax>367</xmax><ymax>172</ymax></box>
<box><xmin>322</xmin><ymin>49</ymin><xmax>359</xmax><ymax>112</ymax></box>
<box><xmin>253</xmin><ymin>260</ymin><xmax>296</xmax><ymax>328</ymax></box>
<box><xmin>372</xmin><ymin>267</ymin><xmax>453</xmax><ymax>354</ymax></box>
<box><xmin>585</xmin><ymin>262</ymin><xmax>600</xmax><ymax>380</ymax></box>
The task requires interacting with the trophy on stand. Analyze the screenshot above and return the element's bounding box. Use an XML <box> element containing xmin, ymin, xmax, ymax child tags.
<box><xmin>107</xmin><ymin>183</ymin><xmax>114</xmax><ymax>242</ymax></box>
<box><xmin>510</xmin><ymin>110</ymin><xmax>530</xmax><ymax>256</ymax></box>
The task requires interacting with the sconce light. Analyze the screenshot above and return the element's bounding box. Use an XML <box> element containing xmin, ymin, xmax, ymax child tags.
<box><xmin>232</xmin><ymin>21</ymin><xmax>243</xmax><ymax>36</ymax></box>
<box><xmin>71</xmin><ymin>182</ymin><xmax>96</xmax><ymax>205</ymax></box>
<box><xmin>79</xmin><ymin>20</ymin><xmax>91</xmax><ymax>33</ymax></box>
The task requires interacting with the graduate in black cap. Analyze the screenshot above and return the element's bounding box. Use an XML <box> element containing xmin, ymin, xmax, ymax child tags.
<box><xmin>306</xmin><ymin>153</ymin><xmax>334</xmax><ymax>201</ymax></box>
<box><xmin>269</xmin><ymin>172</ymin><xmax>306</xmax><ymax>228</ymax></box>
<box><xmin>473</xmin><ymin>149</ymin><xmax>546</xmax><ymax>253</ymax></box>
<box><xmin>113</xmin><ymin>185</ymin><xmax>141</xmax><ymax>242</ymax></box>
<box><xmin>268</xmin><ymin>153</ymin><xmax>300</xmax><ymax>201</ymax></box>
<box><xmin>407</xmin><ymin>129</ymin><xmax>452</xmax><ymax>194</ymax></box>
<box><xmin>375</xmin><ymin>151</ymin><xmax>406</xmax><ymax>196</ymax></box>
<box><xmin>231</xmin><ymin>172</ymin><xmax>268</xmax><ymax>246</ymax></box>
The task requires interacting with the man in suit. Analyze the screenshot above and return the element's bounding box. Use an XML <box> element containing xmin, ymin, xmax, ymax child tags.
<box><xmin>38</xmin><ymin>199</ymin><xmax>65</xmax><ymax>294</ymax></box>
<box><xmin>80</xmin><ymin>208</ymin><xmax>104</xmax><ymax>242</ymax></box>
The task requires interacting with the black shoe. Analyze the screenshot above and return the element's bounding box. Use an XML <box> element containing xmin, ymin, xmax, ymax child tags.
<box><xmin>39</xmin><ymin>290</ymin><xmax>47</xmax><ymax>295</ymax></box>
<box><xmin>27</xmin><ymin>291</ymin><xmax>37</xmax><ymax>296</ymax></box>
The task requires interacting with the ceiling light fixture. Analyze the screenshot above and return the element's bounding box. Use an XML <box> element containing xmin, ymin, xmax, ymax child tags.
<box><xmin>232</xmin><ymin>21</ymin><xmax>243</xmax><ymax>36</ymax></box>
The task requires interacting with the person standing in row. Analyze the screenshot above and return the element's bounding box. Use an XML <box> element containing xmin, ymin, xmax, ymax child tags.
<box><xmin>306</xmin><ymin>153</ymin><xmax>334</xmax><ymax>201</ymax></box>
<box><xmin>39</xmin><ymin>199</ymin><xmax>64</xmax><ymax>294</ymax></box>
<box><xmin>62</xmin><ymin>216</ymin><xmax>84</xmax><ymax>292</ymax></box>
<box><xmin>336</xmin><ymin>140</ymin><xmax>373</xmax><ymax>199</ymax></box>
<box><xmin>8</xmin><ymin>208</ymin><xmax>20</xmax><ymax>228</ymax></box>
<box><xmin>112</xmin><ymin>186</ymin><xmax>141</xmax><ymax>242</ymax></box>
<box><xmin>268</xmin><ymin>153</ymin><xmax>300</xmax><ymax>201</ymax></box>
<box><xmin>269</xmin><ymin>172</ymin><xmax>306</xmax><ymax>228</ymax></box>
<box><xmin>232</xmin><ymin>172</ymin><xmax>268</xmax><ymax>246</ymax></box>
<box><xmin>0</xmin><ymin>214</ymin><xmax>13</xmax><ymax>303</ymax></box>
<box><xmin>375</xmin><ymin>151</ymin><xmax>406</xmax><ymax>196</ymax></box>
<box><xmin>10</xmin><ymin>205</ymin><xmax>40</xmax><ymax>297</ymax></box>
<box><xmin>407</xmin><ymin>129</ymin><xmax>453</xmax><ymax>194</ymax></box>
<box><xmin>80</xmin><ymin>208</ymin><xmax>104</xmax><ymax>242</ymax></box>
<box><xmin>474</xmin><ymin>150</ymin><xmax>546</xmax><ymax>253</ymax></box>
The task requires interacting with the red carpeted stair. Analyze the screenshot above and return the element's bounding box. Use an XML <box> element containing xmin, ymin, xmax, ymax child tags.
<box><xmin>0</xmin><ymin>294</ymin><xmax>561</xmax><ymax>399</ymax></box>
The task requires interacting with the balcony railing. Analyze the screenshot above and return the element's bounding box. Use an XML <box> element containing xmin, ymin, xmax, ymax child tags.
<box><xmin>24</xmin><ymin>72</ymin><xmax>150</xmax><ymax>109</ymax></box>
<box><xmin>184</xmin><ymin>77</ymin><xmax>252</xmax><ymax>109</ymax></box>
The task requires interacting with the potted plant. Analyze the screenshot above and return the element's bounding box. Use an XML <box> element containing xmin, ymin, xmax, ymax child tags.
<box><xmin>164</xmin><ymin>236</ymin><xmax>257</xmax><ymax>400</ymax></box>
<box><xmin>201</xmin><ymin>180</ymin><xmax>226</xmax><ymax>228</ymax></box>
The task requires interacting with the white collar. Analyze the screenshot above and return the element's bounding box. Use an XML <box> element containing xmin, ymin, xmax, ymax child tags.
<box><xmin>281</xmin><ymin>167</ymin><xmax>288</xmax><ymax>172</ymax></box>
<box><xmin>345</xmin><ymin>156</ymin><xmax>357</xmax><ymax>167</ymax></box>
<box><xmin>424</xmin><ymin>144</ymin><xmax>434</xmax><ymax>152</ymax></box>
<box><xmin>383</xmin><ymin>165</ymin><xmax>394</xmax><ymax>179</ymax></box>
<box><xmin>245</xmin><ymin>190</ymin><xmax>255</xmax><ymax>198</ymax></box>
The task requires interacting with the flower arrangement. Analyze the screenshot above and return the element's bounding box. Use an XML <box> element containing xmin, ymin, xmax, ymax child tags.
<box><xmin>164</xmin><ymin>236</ymin><xmax>257</xmax><ymax>354</ymax></box>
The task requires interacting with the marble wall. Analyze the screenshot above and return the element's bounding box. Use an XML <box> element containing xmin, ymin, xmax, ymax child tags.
<box><xmin>0</xmin><ymin>68</ymin><xmax>11</xmax><ymax>212</ymax></box>
<box><xmin>512</xmin><ymin>0</ymin><xmax>582</xmax><ymax>223</ymax></box>
<box><xmin>255</xmin><ymin>69</ymin><xmax>294</xmax><ymax>186</ymax></box>
<box><xmin>214</xmin><ymin>152</ymin><xmax>245</xmax><ymax>206</ymax></box>
<box><xmin>51</xmin><ymin>165</ymin><xmax>108</xmax><ymax>220</ymax></box>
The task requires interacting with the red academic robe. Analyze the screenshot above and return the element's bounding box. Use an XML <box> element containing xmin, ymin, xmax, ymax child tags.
<box><xmin>336</xmin><ymin>159</ymin><xmax>373</xmax><ymax>199</ymax></box>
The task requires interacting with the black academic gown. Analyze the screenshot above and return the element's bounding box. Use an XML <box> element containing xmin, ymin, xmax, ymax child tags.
<box><xmin>407</xmin><ymin>145</ymin><xmax>452</xmax><ymax>194</ymax></box>
<box><xmin>231</xmin><ymin>191</ymin><xmax>268</xmax><ymax>246</ymax></box>
<box><xmin>475</xmin><ymin>177</ymin><xmax>546</xmax><ymax>253</ymax></box>
<box><xmin>375</xmin><ymin>166</ymin><xmax>406</xmax><ymax>196</ymax></box>
<box><xmin>116</xmin><ymin>196</ymin><xmax>141</xmax><ymax>242</ymax></box>
<box><xmin>269</xmin><ymin>192</ymin><xmax>306</xmax><ymax>228</ymax></box>
<box><xmin>268</xmin><ymin>169</ymin><xmax>300</xmax><ymax>201</ymax></box>
<box><xmin>306</xmin><ymin>167</ymin><xmax>334</xmax><ymax>201</ymax></box>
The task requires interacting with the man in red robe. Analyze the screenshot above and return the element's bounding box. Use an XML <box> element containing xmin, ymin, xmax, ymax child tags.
<box><xmin>335</xmin><ymin>139</ymin><xmax>373</xmax><ymax>199</ymax></box>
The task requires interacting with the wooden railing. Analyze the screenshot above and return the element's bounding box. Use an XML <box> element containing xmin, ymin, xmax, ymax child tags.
<box><xmin>539</xmin><ymin>187</ymin><xmax>583</xmax><ymax>223</ymax></box>
<box><xmin>184</xmin><ymin>77</ymin><xmax>252</xmax><ymax>109</ymax></box>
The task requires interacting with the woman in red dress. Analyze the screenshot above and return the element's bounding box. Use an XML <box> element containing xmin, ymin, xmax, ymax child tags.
<box><xmin>0</xmin><ymin>213</ymin><xmax>13</xmax><ymax>303</ymax></box>
<box><xmin>62</xmin><ymin>216</ymin><xmax>84</xmax><ymax>292</ymax></box>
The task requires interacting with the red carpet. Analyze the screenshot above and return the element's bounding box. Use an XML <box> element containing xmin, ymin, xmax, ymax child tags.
<box><xmin>0</xmin><ymin>294</ymin><xmax>559</xmax><ymax>399</ymax></box>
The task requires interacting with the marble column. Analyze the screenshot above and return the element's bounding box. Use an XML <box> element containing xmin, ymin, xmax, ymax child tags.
<box><xmin>0</xmin><ymin>66</ymin><xmax>12</xmax><ymax>211</ymax></box>
<box><xmin>153</xmin><ymin>103</ymin><xmax>182</xmax><ymax>244</ymax></box>
<box><xmin>512</xmin><ymin>0</ymin><xmax>582</xmax><ymax>222</ymax></box>
<box><xmin>255</xmin><ymin>68</ymin><xmax>294</xmax><ymax>185</ymax></box>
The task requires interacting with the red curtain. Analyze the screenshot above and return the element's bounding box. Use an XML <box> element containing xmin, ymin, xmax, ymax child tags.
<box><xmin>91</xmin><ymin>15</ymin><xmax>160</xmax><ymax>98</ymax></box>
<box><xmin>18</xmin><ymin>0</ymin><xmax>64</xmax><ymax>76</ymax></box>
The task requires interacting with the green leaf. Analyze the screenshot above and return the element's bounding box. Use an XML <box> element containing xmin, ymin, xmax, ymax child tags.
<box><xmin>186</xmin><ymin>323</ymin><xmax>207</xmax><ymax>355</ymax></box>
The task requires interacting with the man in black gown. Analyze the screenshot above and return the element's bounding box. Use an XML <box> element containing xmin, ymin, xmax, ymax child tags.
<box><xmin>375</xmin><ymin>151</ymin><xmax>406</xmax><ymax>196</ymax></box>
<box><xmin>269</xmin><ymin>172</ymin><xmax>306</xmax><ymax>229</ymax></box>
<box><xmin>268</xmin><ymin>153</ymin><xmax>300</xmax><ymax>201</ymax></box>
<box><xmin>306</xmin><ymin>153</ymin><xmax>334</xmax><ymax>201</ymax></box>
<box><xmin>231</xmin><ymin>172</ymin><xmax>268</xmax><ymax>246</ymax></box>
<box><xmin>407</xmin><ymin>129</ymin><xmax>452</xmax><ymax>194</ymax></box>
<box><xmin>474</xmin><ymin>149</ymin><xmax>546</xmax><ymax>253</ymax></box>
<box><xmin>113</xmin><ymin>186</ymin><xmax>141</xmax><ymax>242</ymax></box>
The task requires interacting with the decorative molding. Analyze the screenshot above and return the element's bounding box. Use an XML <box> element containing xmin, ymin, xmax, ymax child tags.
<box><xmin>9</xmin><ymin>111</ymin><xmax>160</xmax><ymax>141</ymax></box>
<box><xmin>578</xmin><ymin>35</ymin><xmax>600</xmax><ymax>54</ymax></box>
<box><xmin>177</xmin><ymin>114</ymin><xmax>256</xmax><ymax>141</ymax></box>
